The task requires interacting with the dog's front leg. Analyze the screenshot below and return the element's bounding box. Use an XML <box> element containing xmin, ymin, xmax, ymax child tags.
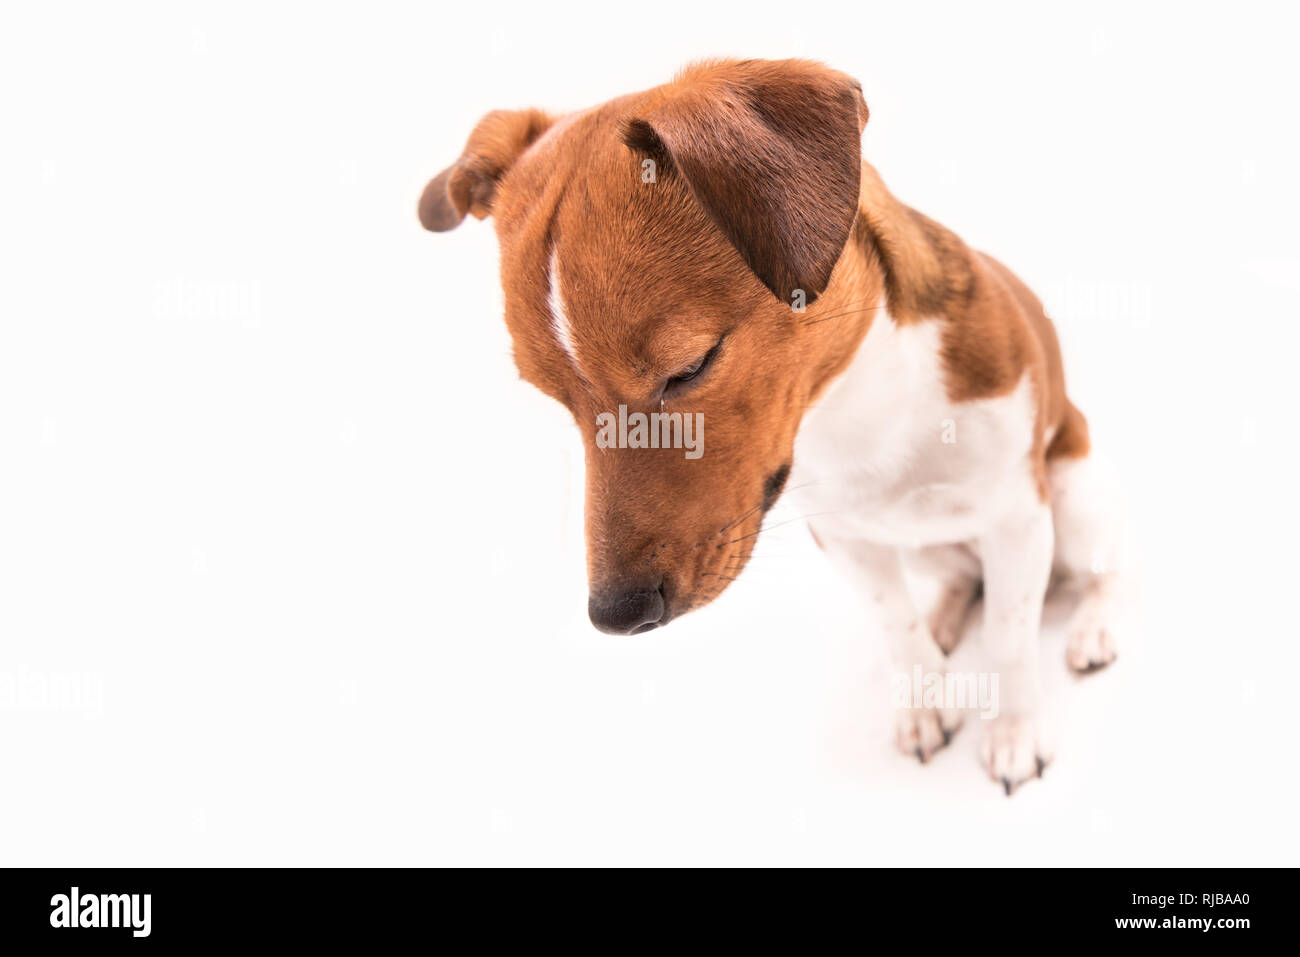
<box><xmin>978</xmin><ymin>501</ymin><xmax>1054</xmax><ymax>794</ymax></box>
<box><xmin>817</xmin><ymin>532</ymin><xmax>962</xmax><ymax>761</ymax></box>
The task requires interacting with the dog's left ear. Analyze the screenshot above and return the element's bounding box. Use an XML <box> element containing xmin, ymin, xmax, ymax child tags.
<box><xmin>622</xmin><ymin>59</ymin><xmax>868</xmax><ymax>305</ymax></box>
<box><xmin>419</xmin><ymin>108</ymin><xmax>553</xmax><ymax>232</ymax></box>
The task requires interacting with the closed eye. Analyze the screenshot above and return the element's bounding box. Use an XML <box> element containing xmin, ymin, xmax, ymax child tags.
<box><xmin>663</xmin><ymin>338</ymin><xmax>724</xmax><ymax>398</ymax></box>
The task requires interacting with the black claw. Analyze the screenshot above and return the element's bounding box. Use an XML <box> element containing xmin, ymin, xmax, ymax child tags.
<box><xmin>1074</xmin><ymin>656</ymin><xmax>1116</xmax><ymax>675</ymax></box>
<box><xmin>915</xmin><ymin>746</ymin><xmax>927</xmax><ymax>764</ymax></box>
<box><xmin>941</xmin><ymin>727</ymin><xmax>953</xmax><ymax>747</ymax></box>
<box><xmin>1002</xmin><ymin>777</ymin><xmax>1013</xmax><ymax>796</ymax></box>
<box><xmin>1035</xmin><ymin>755</ymin><xmax>1047</xmax><ymax>778</ymax></box>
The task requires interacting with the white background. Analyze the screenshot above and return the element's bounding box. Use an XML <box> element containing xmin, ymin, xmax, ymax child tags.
<box><xmin>2</xmin><ymin>1</ymin><xmax>1298</xmax><ymax>865</ymax></box>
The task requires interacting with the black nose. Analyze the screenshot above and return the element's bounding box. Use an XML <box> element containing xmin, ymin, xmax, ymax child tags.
<box><xmin>588</xmin><ymin>584</ymin><xmax>666</xmax><ymax>635</ymax></box>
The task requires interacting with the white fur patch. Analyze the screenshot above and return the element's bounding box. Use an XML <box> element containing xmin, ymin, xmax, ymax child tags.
<box><xmin>547</xmin><ymin>249</ymin><xmax>580</xmax><ymax>369</ymax></box>
<box><xmin>790</xmin><ymin>304</ymin><xmax>1039</xmax><ymax>549</ymax></box>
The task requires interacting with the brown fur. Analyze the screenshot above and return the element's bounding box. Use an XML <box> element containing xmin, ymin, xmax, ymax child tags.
<box><xmin>419</xmin><ymin>58</ymin><xmax>1087</xmax><ymax>622</ymax></box>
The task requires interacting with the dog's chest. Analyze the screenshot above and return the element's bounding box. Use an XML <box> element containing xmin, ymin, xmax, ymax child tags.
<box><xmin>788</xmin><ymin>312</ymin><xmax>1036</xmax><ymax>548</ymax></box>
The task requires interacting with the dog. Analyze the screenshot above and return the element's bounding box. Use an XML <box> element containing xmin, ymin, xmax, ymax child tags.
<box><xmin>419</xmin><ymin>58</ymin><xmax>1123</xmax><ymax>793</ymax></box>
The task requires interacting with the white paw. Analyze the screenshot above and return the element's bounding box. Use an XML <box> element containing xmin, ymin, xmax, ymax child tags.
<box><xmin>1065</xmin><ymin>600</ymin><xmax>1119</xmax><ymax>674</ymax></box>
<box><xmin>979</xmin><ymin>714</ymin><xmax>1051</xmax><ymax>795</ymax></box>
<box><xmin>895</xmin><ymin>705</ymin><xmax>963</xmax><ymax>763</ymax></box>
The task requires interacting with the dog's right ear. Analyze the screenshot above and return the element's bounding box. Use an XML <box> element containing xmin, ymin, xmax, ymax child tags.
<box><xmin>620</xmin><ymin>59</ymin><xmax>866</xmax><ymax>305</ymax></box>
<box><xmin>418</xmin><ymin>108</ymin><xmax>553</xmax><ymax>232</ymax></box>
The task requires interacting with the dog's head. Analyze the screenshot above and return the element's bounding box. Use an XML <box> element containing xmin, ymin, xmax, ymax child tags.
<box><xmin>420</xmin><ymin>59</ymin><xmax>871</xmax><ymax>633</ymax></box>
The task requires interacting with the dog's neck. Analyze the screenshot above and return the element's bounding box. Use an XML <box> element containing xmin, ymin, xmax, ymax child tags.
<box><xmin>801</xmin><ymin>161</ymin><xmax>978</xmax><ymax>406</ymax></box>
<box><xmin>798</xmin><ymin>164</ymin><xmax>908</xmax><ymax>403</ymax></box>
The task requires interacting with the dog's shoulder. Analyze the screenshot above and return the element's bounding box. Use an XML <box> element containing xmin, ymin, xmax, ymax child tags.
<box><xmin>853</xmin><ymin>162</ymin><xmax>1086</xmax><ymax>495</ymax></box>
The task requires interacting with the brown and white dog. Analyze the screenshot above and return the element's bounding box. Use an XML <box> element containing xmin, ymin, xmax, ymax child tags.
<box><xmin>419</xmin><ymin>59</ymin><xmax>1122</xmax><ymax>793</ymax></box>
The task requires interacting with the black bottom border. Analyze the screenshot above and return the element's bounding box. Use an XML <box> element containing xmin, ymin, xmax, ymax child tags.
<box><xmin>0</xmin><ymin>866</ymin><xmax>1280</xmax><ymax>946</ymax></box>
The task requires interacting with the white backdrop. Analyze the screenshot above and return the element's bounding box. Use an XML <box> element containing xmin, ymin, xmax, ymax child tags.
<box><xmin>2</xmin><ymin>1</ymin><xmax>1297</xmax><ymax>865</ymax></box>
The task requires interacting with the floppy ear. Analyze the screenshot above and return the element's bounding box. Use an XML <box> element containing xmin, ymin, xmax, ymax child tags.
<box><xmin>418</xmin><ymin>108</ymin><xmax>553</xmax><ymax>232</ymax></box>
<box><xmin>621</xmin><ymin>59</ymin><xmax>867</xmax><ymax>305</ymax></box>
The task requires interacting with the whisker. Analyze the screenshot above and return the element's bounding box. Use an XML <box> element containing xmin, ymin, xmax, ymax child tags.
<box><xmin>718</xmin><ymin>509</ymin><xmax>839</xmax><ymax>546</ymax></box>
<box><xmin>797</xmin><ymin>295</ymin><xmax>878</xmax><ymax>324</ymax></box>
<box><xmin>714</xmin><ymin>480</ymin><xmax>819</xmax><ymax>536</ymax></box>
<box><xmin>716</xmin><ymin>501</ymin><xmax>765</xmax><ymax>535</ymax></box>
<box><xmin>800</xmin><ymin>303</ymin><xmax>888</xmax><ymax>328</ymax></box>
